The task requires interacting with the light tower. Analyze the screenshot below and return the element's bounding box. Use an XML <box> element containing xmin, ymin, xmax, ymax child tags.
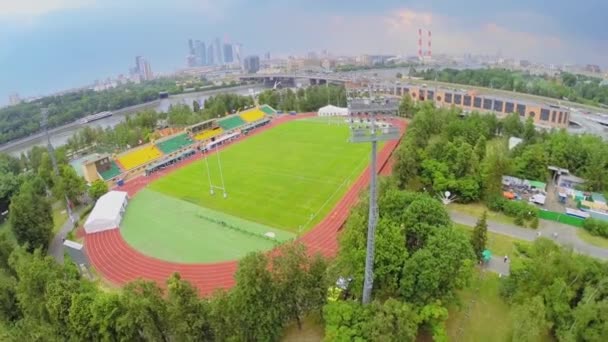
<box><xmin>347</xmin><ymin>86</ymin><xmax>400</xmax><ymax>304</ymax></box>
<box><xmin>41</xmin><ymin>108</ymin><xmax>76</xmax><ymax>225</ymax></box>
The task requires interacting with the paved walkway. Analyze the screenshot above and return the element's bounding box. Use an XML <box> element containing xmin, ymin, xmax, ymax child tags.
<box><xmin>450</xmin><ymin>211</ymin><xmax>608</xmax><ymax>261</ymax></box>
<box><xmin>49</xmin><ymin>206</ymin><xmax>86</xmax><ymax>263</ymax></box>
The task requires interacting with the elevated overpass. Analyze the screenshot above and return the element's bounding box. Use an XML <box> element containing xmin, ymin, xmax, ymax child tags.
<box><xmin>239</xmin><ymin>73</ymin><xmax>349</xmax><ymax>87</ymax></box>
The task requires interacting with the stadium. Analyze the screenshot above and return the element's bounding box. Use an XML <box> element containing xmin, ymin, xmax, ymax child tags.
<box><xmin>79</xmin><ymin>105</ymin><xmax>404</xmax><ymax>295</ymax></box>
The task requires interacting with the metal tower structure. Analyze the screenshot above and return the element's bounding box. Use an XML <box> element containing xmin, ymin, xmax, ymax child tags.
<box><xmin>347</xmin><ymin>86</ymin><xmax>400</xmax><ymax>304</ymax></box>
<box><xmin>42</xmin><ymin>108</ymin><xmax>76</xmax><ymax>225</ymax></box>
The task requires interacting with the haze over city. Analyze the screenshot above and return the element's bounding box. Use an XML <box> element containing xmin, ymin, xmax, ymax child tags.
<box><xmin>1</xmin><ymin>0</ymin><xmax>607</xmax><ymax>104</ymax></box>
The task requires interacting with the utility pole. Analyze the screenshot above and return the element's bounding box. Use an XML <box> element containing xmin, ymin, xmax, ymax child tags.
<box><xmin>347</xmin><ymin>85</ymin><xmax>400</xmax><ymax>304</ymax></box>
<box><xmin>42</xmin><ymin>108</ymin><xmax>76</xmax><ymax>225</ymax></box>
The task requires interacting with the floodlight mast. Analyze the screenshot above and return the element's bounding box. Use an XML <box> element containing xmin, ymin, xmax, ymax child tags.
<box><xmin>347</xmin><ymin>86</ymin><xmax>400</xmax><ymax>304</ymax></box>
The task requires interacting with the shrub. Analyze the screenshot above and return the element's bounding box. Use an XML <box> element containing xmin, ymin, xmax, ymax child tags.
<box><xmin>529</xmin><ymin>216</ymin><xmax>539</xmax><ymax>229</ymax></box>
<box><xmin>582</xmin><ymin>218</ymin><xmax>608</xmax><ymax>238</ymax></box>
<box><xmin>486</xmin><ymin>196</ymin><xmax>506</xmax><ymax>212</ymax></box>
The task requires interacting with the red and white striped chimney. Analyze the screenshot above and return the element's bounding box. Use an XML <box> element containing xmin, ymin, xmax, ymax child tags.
<box><xmin>418</xmin><ymin>28</ymin><xmax>423</xmax><ymax>60</ymax></box>
<box><xmin>427</xmin><ymin>30</ymin><xmax>432</xmax><ymax>58</ymax></box>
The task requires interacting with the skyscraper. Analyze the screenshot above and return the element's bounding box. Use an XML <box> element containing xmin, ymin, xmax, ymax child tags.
<box><xmin>133</xmin><ymin>56</ymin><xmax>153</xmax><ymax>81</ymax></box>
<box><xmin>207</xmin><ymin>44</ymin><xmax>215</xmax><ymax>65</ymax></box>
<box><xmin>234</xmin><ymin>44</ymin><xmax>243</xmax><ymax>69</ymax></box>
<box><xmin>214</xmin><ymin>37</ymin><xmax>222</xmax><ymax>65</ymax></box>
<box><xmin>243</xmin><ymin>55</ymin><xmax>260</xmax><ymax>74</ymax></box>
<box><xmin>195</xmin><ymin>40</ymin><xmax>206</xmax><ymax>66</ymax></box>
<box><xmin>223</xmin><ymin>43</ymin><xmax>233</xmax><ymax>64</ymax></box>
<box><xmin>188</xmin><ymin>39</ymin><xmax>195</xmax><ymax>55</ymax></box>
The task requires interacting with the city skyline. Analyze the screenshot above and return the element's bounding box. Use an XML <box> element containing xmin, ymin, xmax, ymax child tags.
<box><xmin>1</xmin><ymin>0</ymin><xmax>607</xmax><ymax>104</ymax></box>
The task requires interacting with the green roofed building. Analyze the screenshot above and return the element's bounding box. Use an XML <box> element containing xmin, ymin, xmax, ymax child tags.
<box><xmin>218</xmin><ymin>115</ymin><xmax>246</xmax><ymax>131</ymax></box>
<box><xmin>99</xmin><ymin>161</ymin><xmax>122</xmax><ymax>181</ymax></box>
<box><xmin>260</xmin><ymin>104</ymin><xmax>277</xmax><ymax>115</ymax></box>
<box><xmin>156</xmin><ymin>133</ymin><xmax>194</xmax><ymax>154</ymax></box>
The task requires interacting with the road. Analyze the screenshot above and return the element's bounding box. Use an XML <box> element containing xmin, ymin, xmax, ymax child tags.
<box><xmin>450</xmin><ymin>211</ymin><xmax>608</xmax><ymax>261</ymax></box>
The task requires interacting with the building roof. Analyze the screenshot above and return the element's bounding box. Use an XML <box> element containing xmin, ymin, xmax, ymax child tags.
<box><xmin>84</xmin><ymin>191</ymin><xmax>128</xmax><ymax>233</ymax></box>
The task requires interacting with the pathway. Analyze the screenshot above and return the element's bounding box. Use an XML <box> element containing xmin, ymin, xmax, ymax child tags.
<box><xmin>49</xmin><ymin>206</ymin><xmax>86</xmax><ymax>263</ymax></box>
<box><xmin>450</xmin><ymin>211</ymin><xmax>608</xmax><ymax>261</ymax></box>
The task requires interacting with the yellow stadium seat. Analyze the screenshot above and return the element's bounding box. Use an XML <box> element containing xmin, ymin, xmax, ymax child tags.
<box><xmin>117</xmin><ymin>145</ymin><xmax>163</xmax><ymax>170</ymax></box>
<box><xmin>194</xmin><ymin>127</ymin><xmax>224</xmax><ymax>141</ymax></box>
<box><xmin>239</xmin><ymin>109</ymin><xmax>265</xmax><ymax>123</ymax></box>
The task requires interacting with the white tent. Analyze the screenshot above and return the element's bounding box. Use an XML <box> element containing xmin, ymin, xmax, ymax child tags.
<box><xmin>84</xmin><ymin>191</ymin><xmax>129</xmax><ymax>234</ymax></box>
<box><xmin>318</xmin><ymin>104</ymin><xmax>348</xmax><ymax>116</ymax></box>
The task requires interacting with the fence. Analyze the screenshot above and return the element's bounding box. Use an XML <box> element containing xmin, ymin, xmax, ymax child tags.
<box><xmin>538</xmin><ymin>210</ymin><xmax>585</xmax><ymax>228</ymax></box>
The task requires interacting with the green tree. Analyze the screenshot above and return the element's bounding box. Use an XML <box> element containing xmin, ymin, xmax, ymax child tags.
<box><xmin>9</xmin><ymin>248</ymin><xmax>62</xmax><ymax>320</ymax></box>
<box><xmin>511</xmin><ymin>296</ymin><xmax>549</xmax><ymax>342</ymax></box>
<box><xmin>53</xmin><ymin>165</ymin><xmax>86</xmax><ymax>205</ymax></box>
<box><xmin>9</xmin><ymin>182</ymin><xmax>53</xmax><ymax>252</ymax></box>
<box><xmin>523</xmin><ymin>116</ymin><xmax>536</xmax><ymax>143</ymax></box>
<box><xmin>402</xmin><ymin>197</ymin><xmax>451</xmax><ymax>251</ymax></box>
<box><xmin>166</xmin><ymin>273</ymin><xmax>214</xmax><ymax>341</ymax></box>
<box><xmin>471</xmin><ymin>212</ymin><xmax>488</xmax><ymax>261</ymax></box>
<box><xmin>400</xmin><ymin>228</ymin><xmax>475</xmax><ymax>304</ymax></box>
<box><xmin>192</xmin><ymin>100</ymin><xmax>200</xmax><ymax>112</ymax></box>
<box><xmin>121</xmin><ymin>280</ymin><xmax>171</xmax><ymax>342</ymax></box>
<box><xmin>502</xmin><ymin>112</ymin><xmax>524</xmax><ymax>137</ymax></box>
<box><xmin>324</xmin><ymin>299</ymin><xmax>419</xmax><ymax>342</ymax></box>
<box><xmin>399</xmin><ymin>93</ymin><xmax>415</xmax><ymax>118</ymax></box>
<box><xmin>231</xmin><ymin>252</ymin><xmax>282</xmax><ymax>341</ymax></box>
<box><xmin>88</xmin><ymin>180</ymin><xmax>108</xmax><ymax>201</ymax></box>
<box><xmin>37</xmin><ymin>153</ymin><xmax>54</xmax><ymax>190</ymax></box>
<box><xmin>272</xmin><ymin>243</ymin><xmax>328</xmax><ymax>330</ymax></box>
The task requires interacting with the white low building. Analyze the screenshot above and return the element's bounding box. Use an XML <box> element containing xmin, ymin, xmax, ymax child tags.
<box><xmin>84</xmin><ymin>191</ymin><xmax>129</xmax><ymax>234</ymax></box>
<box><xmin>318</xmin><ymin>104</ymin><xmax>348</xmax><ymax>116</ymax></box>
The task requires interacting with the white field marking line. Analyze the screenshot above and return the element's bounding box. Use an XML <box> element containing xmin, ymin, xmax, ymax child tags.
<box><xmin>252</xmin><ymin>167</ymin><xmax>343</xmax><ymax>185</ymax></box>
<box><xmin>299</xmin><ymin>151</ymin><xmax>370</xmax><ymax>230</ymax></box>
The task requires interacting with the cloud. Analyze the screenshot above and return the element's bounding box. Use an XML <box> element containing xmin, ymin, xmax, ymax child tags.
<box><xmin>279</xmin><ymin>7</ymin><xmax>604</xmax><ymax>64</ymax></box>
<box><xmin>0</xmin><ymin>0</ymin><xmax>96</xmax><ymax>18</ymax></box>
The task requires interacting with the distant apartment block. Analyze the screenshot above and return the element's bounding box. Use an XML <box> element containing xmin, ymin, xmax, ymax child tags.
<box><xmin>395</xmin><ymin>85</ymin><xmax>570</xmax><ymax>129</ymax></box>
<box><xmin>243</xmin><ymin>55</ymin><xmax>260</xmax><ymax>74</ymax></box>
<box><xmin>8</xmin><ymin>93</ymin><xmax>21</xmax><ymax>106</ymax></box>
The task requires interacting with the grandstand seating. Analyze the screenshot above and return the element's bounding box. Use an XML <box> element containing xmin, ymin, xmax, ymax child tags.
<box><xmin>260</xmin><ymin>105</ymin><xmax>277</xmax><ymax>115</ymax></box>
<box><xmin>99</xmin><ymin>161</ymin><xmax>122</xmax><ymax>180</ymax></box>
<box><xmin>117</xmin><ymin>145</ymin><xmax>163</xmax><ymax>171</ymax></box>
<box><xmin>218</xmin><ymin>116</ymin><xmax>246</xmax><ymax>131</ymax></box>
<box><xmin>155</xmin><ymin>133</ymin><xmax>193</xmax><ymax>154</ymax></box>
<box><xmin>240</xmin><ymin>108</ymin><xmax>266</xmax><ymax>123</ymax></box>
<box><xmin>194</xmin><ymin>127</ymin><xmax>223</xmax><ymax>141</ymax></box>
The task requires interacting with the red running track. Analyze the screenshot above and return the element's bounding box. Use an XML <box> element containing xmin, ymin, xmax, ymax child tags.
<box><xmin>85</xmin><ymin>115</ymin><xmax>405</xmax><ymax>295</ymax></box>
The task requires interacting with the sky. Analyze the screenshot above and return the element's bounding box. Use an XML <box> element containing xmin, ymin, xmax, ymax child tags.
<box><xmin>0</xmin><ymin>0</ymin><xmax>607</xmax><ymax>105</ymax></box>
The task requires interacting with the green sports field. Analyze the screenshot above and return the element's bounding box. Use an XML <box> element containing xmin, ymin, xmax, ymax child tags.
<box><xmin>121</xmin><ymin>118</ymin><xmax>373</xmax><ymax>262</ymax></box>
<box><xmin>121</xmin><ymin>188</ymin><xmax>295</xmax><ymax>263</ymax></box>
<box><xmin>150</xmin><ymin>118</ymin><xmax>372</xmax><ymax>231</ymax></box>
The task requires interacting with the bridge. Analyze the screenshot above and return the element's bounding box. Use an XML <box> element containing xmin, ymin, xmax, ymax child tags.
<box><xmin>239</xmin><ymin>73</ymin><xmax>350</xmax><ymax>87</ymax></box>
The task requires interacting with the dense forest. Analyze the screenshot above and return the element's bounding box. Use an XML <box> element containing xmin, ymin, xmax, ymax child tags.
<box><xmin>0</xmin><ymin>77</ymin><xmax>230</xmax><ymax>145</ymax></box>
<box><xmin>413</xmin><ymin>68</ymin><xmax>608</xmax><ymax>107</ymax></box>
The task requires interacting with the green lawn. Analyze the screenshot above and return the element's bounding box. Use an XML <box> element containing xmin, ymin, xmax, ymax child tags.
<box><xmin>52</xmin><ymin>205</ymin><xmax>69</xmax><ymax>234</ymax></box>
<box><xmin>576</xmin><ymin>229</ymin><xmax>608</xmax><ymax>248</ymax></box>
<box><xmin>121</xmin><ymin>188</ymin><xmax>295</xmax><ymax>263</ymax></box>
<box><xmin>149</xmin><ymin>118</ymin><xmax>372</xmax><ymax>232</ymax></box>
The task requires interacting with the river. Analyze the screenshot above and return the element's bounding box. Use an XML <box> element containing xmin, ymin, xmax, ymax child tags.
<box><xmin>0</xmin><ymin>85</ymin><xmax>265</xmax><ymax>156</ymax></box>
